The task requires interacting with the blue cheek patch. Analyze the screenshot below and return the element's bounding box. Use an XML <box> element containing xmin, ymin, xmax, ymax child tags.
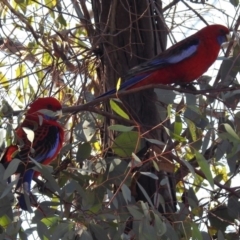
<box><xmin>217</xmin><ymin>35</ymin><xmax>227</xmax><ymax>45</ymax></box>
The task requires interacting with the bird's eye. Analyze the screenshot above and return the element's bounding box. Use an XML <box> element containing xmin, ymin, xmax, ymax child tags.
<box><xmin>219</xmin><ymin>28</ymin><xmax>226</xmax><ymax>35</ymax></box>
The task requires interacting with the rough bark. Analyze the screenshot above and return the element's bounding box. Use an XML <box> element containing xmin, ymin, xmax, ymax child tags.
<box><xmin>93</xmin><ymin>0</ymin><xmax>176</xmax><ymax>214</ymax></box>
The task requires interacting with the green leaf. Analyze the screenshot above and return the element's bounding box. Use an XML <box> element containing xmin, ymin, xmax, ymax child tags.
<box><xmin>71</xmin><ymin>181</ymin><xmax>88</xmax><ymax>202</ymax></box>
<box><xmin>127</xmin><ymin>205</ymin><xmax>143</xmax><ymax>219</ymax></box>
<box><xmin>41</xmin><ymin>216</ymin><xmax>59</xmax><ymax>227</ymax></box>
<box><xmin>76</xmin><ymin>142</ymin><xmax>92</xmax><ymax>163</ymax></box>
<box><xmin>36</xmin><ymin>67</ymin><xmax>44</xmax><ymax>82</ymax></box>
<box><xmin>186</xmin><ymin>119</ymin><xmax>197</xmax><ymax>142</ymax></box>
<box><xmin>42</xmin><ymin>52</ymin><xmax>52</xmax><ymax>66</ymax></box>
<box><xmin>0</xmin><ymin>179</ymin><xmax>17</xmax><ymax>199</ymax></box>
<box><xmin>140</xmin><ymin>172</ymin><xmax>158</xmax><ymax>180</ymax></box>
<box><xmin>0</xmin><ymin>72</ymin><xmax>9</xmax><ymax>90</ymax></box>
<box><xmin>0</xmin><ymin>99</ymin><xmax>13</xmax><ymax>117</ymax></box>
<box><xmin>15</xmin><ymin>63</ymin><xmax>26</xmax><ymax>78</ymax></box>
<box><xmin>37</xmin><ymin>220</ymin><xmax>50</xmax><ymax>239</ymax></box>
<box><xmin>164</xmin><ymin>126</ymin><xmax>186</xmax><ymax>142</ymax></box>
<box><xmin>75</xmin><ymin>119</ymin><xmax>96</xmax><ymax>142</ymax></box>
<box><xmin>57</xmin><ymin>14</ymin><xmax>67</xmax><ymax>27</ymax></box>
<box><xmin>44</xmin><ymin>0</ymin><xmax>57</xmax><ymax>8</ymax></box>
<box><xmin>14</xmin><ymin>0</ymin><xmax>27</xmax><ymax>13</ymax></box>
<box><xmin>152</xmin><ymin>212</ymin><xmax>166</xmax><ymax>236</ymax></box>
<box><xmin>222</xmin><ymin>123</ymin><xmax>240</xmax><ymax>141</ymax></box>
<box><xmin>220</xmin><ymin>50</ymin><xmax>240</xmax><ymax>84</ymax></box>
<box><xmin>112</xmin><ymin>131</ymin><xmax>144</xmax><ymax>157</ymax></box>
<box><xmin>110</xmin><ymin>99</ymin><xmax>129</xmax><ymax>119</ymax></box>
<box><xmin>116</xmin><ymin>78</ymin><xmax>121</xmax><ymax>91</ymax></box>
<box><xmin>202</xmin><ymin>129</ymin><xmax>212</xmax><ymax>154</ymax></box>
<box><xmin>152</xmin><ymin>160</ymin><xmax>159</xmax><ymax>171</ymax></box>
<box><xmin>23</xmin><ymin>76</ymin><xmax>29</xmax><ymax>91</ymax></box>
<box><xmin>178</xmin><ymin>158</ymin><xmax>195</xmax><ymax>177</ymax></box>
<box><xmin>153</xmin><ymin>193</ymin><xmax>165</xmax><ymax>213</ymax></box>
<box><xmin>108</xmin><ymin>124</ymin><xmax>134</xmax><ymax>132</ymax></box>
<box><xmin>52</xmin><ymin>222</ymin><xmax>74</xmax><ymax>239</ymax></box>
<box><xmin>89</xmin><ymin>223</ymin><xmax>109</xmax><ymax>240</ymax></box>
<box><xmin>79</xmin><ymin>230</ymin><xmax>94</xmax><ymax>240</ymax></box>
<box><xmin>139</xmin><ymin>217</ymin><xmax>155</xmax><ymax>240</ymax></box>
<box><xmin>209</xmin><ymin>205</ymin><xmax>233</xmax><ymax>232</ymax></box>
<box><xmin>170</xmin><ymin>132</ymin><xmax>186</xmax><ymax>142</ymax></box>
<box><xmin>227</xmin><ymin>195</ymin><xmax>240</xmax><ymax>219</ymax></box>
<box><xmin>121</xmin><ymin>184</ymin><xmax>131</xmax><ymax>203</ymax></box>
<box><xmin>145</xmin><ymin>138</ymin><xmax>165</xmax><ymax>146</ymax></box>
<box><xmin>167</xmin><ymin>104</ymin><xmax>172</xmax><ymax>118</ymax></box>
<box><xmin>14</xmin><ymin>0</ymin><xmax>24</xmax><ymax>4</ymax></box>
<box><xmin>217</xmin><ymin>230</ymin><xmax>225</xmax><ymax>240</ymax></box>
<box><xmin>3</xmin><ymin>158</ymin><xmax>21</xmax><ymax>180</ymax></box>
<box><xmin>174</xmin><ymin>115</ymin><xmax>182</xmax><ymax>136</ymax></box>
<box><xmin>139</xmin><ymin>201</ymin><xmax>150</xmax><ymax>219</ymax></box>
<box><xmin>194</xmin><ymin>150</ymin><xmax>214</xmax><ymax>189</ymax></box>
<box><xmin>230</xmin><ymin>0</ymin><xmax>239</xmax><ymax>8</ymax></box>
<box><xmin>0</xmin><ymin>215</ymin><xmax>11</xmax><ymax>228</ymax></box>
<box><xmin>187</xmin><ymin>188</ymin><xmax>198</xmax><ymax>209</ymax></box>
<box><xmin>187</xmin><ymin>105</ymin><xmax>202</xmax><ymax>115</ymax></box>
<box><xmin>107</xmin><ymin>189</ymin><xmax>118</xmax><ymax>208</ymax></box>
<box><xmin>191</xmin><ymin>222</ymin><xmax>202</xmax><ymax>240</ymax></box>
<box><xmin>36</xmin><ymin>165</ymin><xmax>61</xmax><ymax>195</ymax></box>
<box><xmin>30</xmin><ymin>156</ymin><xmax>43</xmax><ymax>169</ymax></box>
<box><xmin>16</xmin><ymin>87</ymin><xmax>24</xmax><ymax>103</ymax></box>
<box><xmin>94</xmin><ymin>158</ymin><xmax>106</xmax><ymax>174</ymax></box>
<box><xmin>108</xmin><ymin>157</ymin><xmax>129</xmax><ymax>185</ymax></box>
<box><xmin>6</xmin><ymin>219</ymin><xmax>21</xmax><ymax>238</ymax></box>
<box><xmin>128</xmin><ymin>152</ymin><xmax>142</xmax><ymax>168</ymax></box>
<box><xmin>136</xmin><ymin>182</ymin><xmax>154</xmax><ymax>208</ymax></box>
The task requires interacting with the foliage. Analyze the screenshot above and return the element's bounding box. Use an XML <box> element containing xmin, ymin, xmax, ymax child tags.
<box><xmin>0</xmin><ymin>0</ymin><xmax>239</xmax><ymax>239</ymax></box>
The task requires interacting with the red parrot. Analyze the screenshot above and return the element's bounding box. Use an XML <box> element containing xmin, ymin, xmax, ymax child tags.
<box><xmin>97</xmin><ymin>24</ymin><xmax>229</xmax><ymax>98</ymax></box>
<box><xmin>1</xmin><ymin>97</ymin><xmax>64</xmax><ymax>211</ymax></box>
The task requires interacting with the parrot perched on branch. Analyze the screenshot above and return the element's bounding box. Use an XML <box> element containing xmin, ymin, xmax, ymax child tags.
<box><xmin>97</xmin><ymin>24</ymin><xmax>229</xmax><ymax>98</ymax></box>
<box><xmin>1</xmin><ymin>97</ymin><xmax>64</xmax><ymax>211</ymax></box>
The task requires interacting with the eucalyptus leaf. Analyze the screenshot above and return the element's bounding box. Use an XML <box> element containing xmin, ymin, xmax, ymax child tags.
<box><xmin>77</xmin><ymin>142</ymin><xmax>92</xmax><ymax>163</ymax></box>
<box><xmin>194</xmin><ymin>150</ymin><xmax>214</xmax><ymax>189</ymax></box>
<box><xmin>112</xmin><ymin>131</ymin><xmax>145</xmax><ymax>157</ymax></box>
<box><xmin>110</xmin><ymin>99</ymin><xmax>129</xmax><ymax>119</ymax></box>
<box><xmin>145</xmin><ymin>138</ymin><xmax>165</xmax><ymax>146</ymax></box>
<box><xmin>108</xmin><ymin>124</ymin><xmax>134</xmax><ymax>132</ymax></box>
<box><xmin>121</xmin><ymin>184</ymin><xmax>131</xmax><ymax>203</ymax></box>
<box><xmin>136</xmin><ymin>182</ymin><xmax>154</xmax><ymax>208</ymax></box>
<box><xmin>3</xmin><ymin>158</ymin><xmax>21</xmax><ymax>180</ymax></box>
<box><xmin>140</xmin><ymin>172</ymin><xmax>158</xmax><ymax>180</ymax></box>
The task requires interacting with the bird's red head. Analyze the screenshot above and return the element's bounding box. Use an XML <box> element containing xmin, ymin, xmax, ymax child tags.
<box><xmin>200</xmin><ymin>24</ymin><xmax>230</xmax><ymax>46</ymax></box>
<box><xmin>27</xmin><ymin>97</ymin><xmax>62</xmax><ymax>119</ymax></box>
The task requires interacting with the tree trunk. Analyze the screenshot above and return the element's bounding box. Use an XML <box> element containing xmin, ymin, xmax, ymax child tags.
<box><xmin>93</xmin><ymin>0</ymin><xmax>176</xmax><ymax>215</ymax></box>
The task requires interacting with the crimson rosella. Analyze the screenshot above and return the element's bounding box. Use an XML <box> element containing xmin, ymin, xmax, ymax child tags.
<box><xmin>1</xmin><ymin>97</ymin><xmax>64</xmax><ymax>211</ymax></box>
<box><xmin>97</xmin><ymin>24</ymin><xmax>229</xmax><ymax>98</ymax></box>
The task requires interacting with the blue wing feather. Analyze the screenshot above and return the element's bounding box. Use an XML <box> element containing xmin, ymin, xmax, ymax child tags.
<box><xmin>96</xmin><ymin>73</ymin><xmax>151</xmax><ymax>98</ymax></box>
<box><xmin>31</xmin><ymin>124</ymin><xmax>60</xmax><ymax>163</ymax></box>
